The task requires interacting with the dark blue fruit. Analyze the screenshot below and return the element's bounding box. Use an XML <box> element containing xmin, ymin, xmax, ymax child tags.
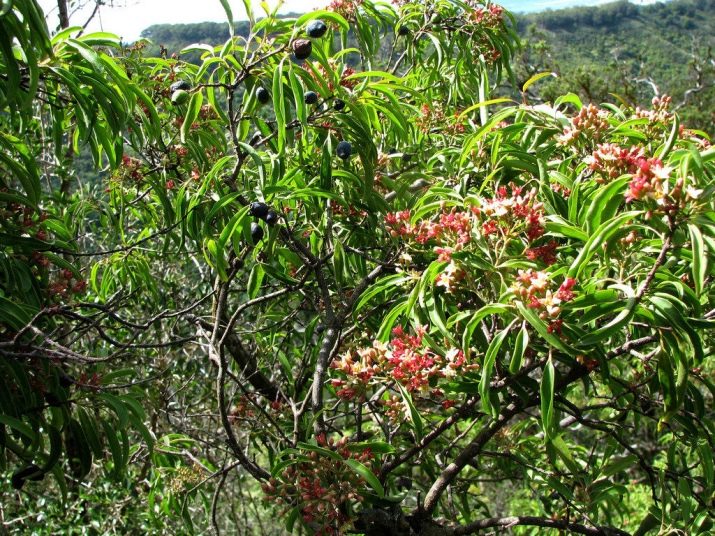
<box><xmin>398</xmin><ymin>25</ymin><xmax>410</xmax><ymax>36</ymax></box>
<box><xmin>170</xmin><ymin>80</ymin><xmax>191</xmax><ymax>92</ymax></box>
<box><xmin>333</xmin><ymin>98</ymin><xmax>346</xmax><ymax>111</ymax></box>
<box><xmin>256</xmin><ymin>86</ymin><xmax>270</xmax><ymax>104</ymax></box>
<box><xmin>336</xmin><ymin>141</ymin><xmax>352</xmax><ymax>160</ymax></box>
<box><xmin>250</xmin><ymin>202</ymin><xmax>270</xmax><ymax>219</ymax></box>
<box><xmin>304</xmin><ymin>91</ymin><xmax>318</xmax><ymax>105</ymax></box>
<box><xmin>306</xmin><ymin>19</ymin><xmax>328</xmax><ymax>38</ymax></box>
<box><xmin>250</xmin><ymin>222</ymin><xmax>264</xmax><ymax>244</ymax></box>
<box><xmin>265</xmin><ymin>209</ymin><xmax>279</xmax><ymax>226</ymax></box>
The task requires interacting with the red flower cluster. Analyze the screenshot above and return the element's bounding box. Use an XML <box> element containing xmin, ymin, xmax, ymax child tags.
<box><xmin>415</xmin><ymin>105</ymin><xmax>466</xmax><ymax>134</ymax></box>
<box><xmin>385</xmin><ymin>207</ymin><xmax>473</xmax><ymax>247</ymax></box>
<box><xmin>262</xmin><ymin>436</ymin><xmax>374</xmax><ymax>535</ymax></box>
<box><xmin>117</xmin><ymin>155</ymin><xmax>144</xmax><ymax>182</ymax></box>
<box><xmin>469</xmin><ymin>3</ymin><xmax>504</xmax><ymax>28</ymax></box>
<box><xmin>625</xmin><ymin>156</ymin><xmax>672</xmax><ymax>203</ymax></box>
<box><xmin>512</xmin><ymin>270</ymin><xmax>577</xmax><ymax>332</ymax></box>
<box><xmin>331</xmin><ymin>326</ymin><xmax>473</xmax><ymax>398</ymax></box>
<box><xmin>525</xmin><ymin>239</ymin><xmax>558</xmax><ymax>266</ymax></box>
<box><xmin>474</xmin><ymin>184</ymin><xmax>545</xmax><ymax>242</ymax></box>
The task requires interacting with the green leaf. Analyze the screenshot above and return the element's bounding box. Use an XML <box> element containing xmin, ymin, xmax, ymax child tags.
<box><xmin>346</xmin><ymin>441</ymin><xmax>395</xmax><ymax>455</ymax></box>
<box><xmin>296</xmin><ymin>442</ymin><xmax>342</xmax><ymax>461</ymax></box>
<box><xmin>100</xmin><ymin>392</ymin><xmax>129</xmax><ymax>429</ymax></box>
<box><xmin>343</xmin><ymin>458</ymin><xmax>384</xmax><ymax>497</ymax></box>
<box><xmin>272</xmin><ymin>59</ymin><xmax>286</xmax><ymax>152</ymax></box>
<box><xmin>0</xmin><ymin>414</ymin><xmax>36</xmax><ymax>442</ymax></box>
<box><xmin>578</xmin><ymin>297</ymin><xmax>636</xmax><ymax>346</ymax></box>
<box><xmin>180</xmin><ymin>91</ymin><xmax>203</xmax><ymax>144</ymax></box>
<box><xmin>568</xmin><ymin>211</ymin><xmax>640</xmax><ymax>279</ymax></box>
<box><xmin>247</xmin><ymin>264</ymin><xmax>265</xmax><ymax>299</ymax></box>
<box><xmin>540</xmin><ymin>358</ymin><xmax>555</xmax><ymax>439</ymax></box>
<box><xmin>295</xmin><ymin>10</ymin><xmax>350</xmax><ymax>33</ymax></box>
<box><xmin>218</xmin><ymin>0</ymin><xmax>234</xmax><ymax>36</ymax></box>
<box><xmin>688</xmin><ymin>223</ymin><xmax>706</xmax><ymax>297</ymax></box>
<box><xmin>480</xmin><ymin>324</ymin><xmax>512</xmax><ymax>417</ymax></box>
<box><xmin>458</xmin><ymin>98</ymin><xmax>514</xmax><ymax>121</ymax></box>
<box><xmin>509</xmin><ymin>322</ymin><xmax>529</xmax><ymax>374</ymax></box>
<box><xmin>396</xmin><ymin>384</ymin><xmax>423</xmax><ymax>441</ymax></box>
<box><xmin>522</xmin><ymin>71</ymin><xmax>557</xmax><ymax>93</ymax></box>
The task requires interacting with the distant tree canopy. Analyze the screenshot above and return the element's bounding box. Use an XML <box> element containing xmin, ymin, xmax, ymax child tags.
<box><xmin>134</xmin><ymin>0</ymin><xmax>715</xmax><ymax>134</ymax></box>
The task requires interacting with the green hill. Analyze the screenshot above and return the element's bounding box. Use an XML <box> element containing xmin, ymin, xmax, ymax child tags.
<box><xmin>516</xmin><ymin>0</ymin><xmax>715</xmax><ymax>131</ymax></box>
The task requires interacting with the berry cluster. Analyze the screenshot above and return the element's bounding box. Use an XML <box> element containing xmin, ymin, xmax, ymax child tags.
<box><xmin>634</xmin><ymin>94</ymin><xmax>673</xmax><ymax>125</ymax></box>
<box><xmin>262</xmin><ymin>435</ymin><xmax>374</xmax><ymax>535</ymax></box>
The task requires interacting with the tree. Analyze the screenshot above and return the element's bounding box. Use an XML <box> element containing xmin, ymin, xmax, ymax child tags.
<box><xmin>1</xmin><ymin>1</ymin><xmax>714</xmax><ymax>534</ymax></box>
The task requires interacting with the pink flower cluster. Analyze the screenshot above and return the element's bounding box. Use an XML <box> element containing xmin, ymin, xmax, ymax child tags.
<box><xmin>585</xmin><ymin>143</ymin><xmax>646</xmax><ymax>182</ymax></box>
<box><xmin>634</xmin><ymin>95</ymin><xmax>673</xmax><ymax>125</ymax></box>
<box><xmin>625</xmin><ymin>156</ymin><xmax>672</xmax><ymax>203</ymax></box>
<box><xmin>475</xmin><ymin>184</ymin><xmax>545</xmax><ymax>242</ymax></box>
<box><xmin>469</xmin><ymin>3</ymin><xmax>504</xmax><ymax>28</ymax></box>
<box><xmin>327</xmin><ymin>0</ymin><xmax>364</xmax><ymax>20</ymax></box>
<box><xmin>331</xmin><ymin>326</ymin><xmax>473</xmax><ymax>398</ymax></box>
<box><xmin>512</xmin><ymin>270</ymin><xmax>577</xmax><ymax>333</ymax></box>
<box><xmin>385</xmin><ymin>208</ymin><xmax>473</xmax><ymax>247</ymax></box>
<box><xmin>585</xmin><ymin>142</ymin><xmax>676</xmax><ymax>205</ymax></box>
<box><xmin>559</xmin><ymin>104</ymin><xmax>610</xmax><ymax>145</ymax></box>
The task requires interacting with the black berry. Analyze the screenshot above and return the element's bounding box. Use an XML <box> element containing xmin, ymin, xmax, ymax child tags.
<box><xmin>306</xmin><ymin>19</ymin><xmax>328</xmax><ymax>38</ymax></box>
<box><xmin>256</xmin><ymin>87</ymin><xmax>270</xmax><ymax>104</ymax></box>
<box><xmin>250</xmin><ymin>202</ymin><xmax>270</xmax><ymax>219</ymax></box>
<box><xmin>336</xmin><ymin>141</ymin><xmax>352</xmax><ymax>160</ymax></box>
<box><xmin>251</xmin><ymin>222</ymin><xmax>264</xmax><ymax>244</ymax></box>
<box><xmin>265</xmin><ymin>209</ymin><xmax>279</xmax><ymax>226</ymax></box>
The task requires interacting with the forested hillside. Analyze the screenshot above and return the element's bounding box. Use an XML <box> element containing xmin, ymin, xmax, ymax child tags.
<box><xmin>516</xmin><ymin>0</ymin><xmax>715</xmax><ymax>131</ymax></box>
<box><xmin>140</xmin><ymin>0</ymin><xmax>715</xmax><ymax>132</ymax></box>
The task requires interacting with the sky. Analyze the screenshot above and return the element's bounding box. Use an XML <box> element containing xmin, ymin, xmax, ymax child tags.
<box><xmin>38</xmin><ymin>0</ymin><xmax>661</xmax><ymax>42</ymax></box>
